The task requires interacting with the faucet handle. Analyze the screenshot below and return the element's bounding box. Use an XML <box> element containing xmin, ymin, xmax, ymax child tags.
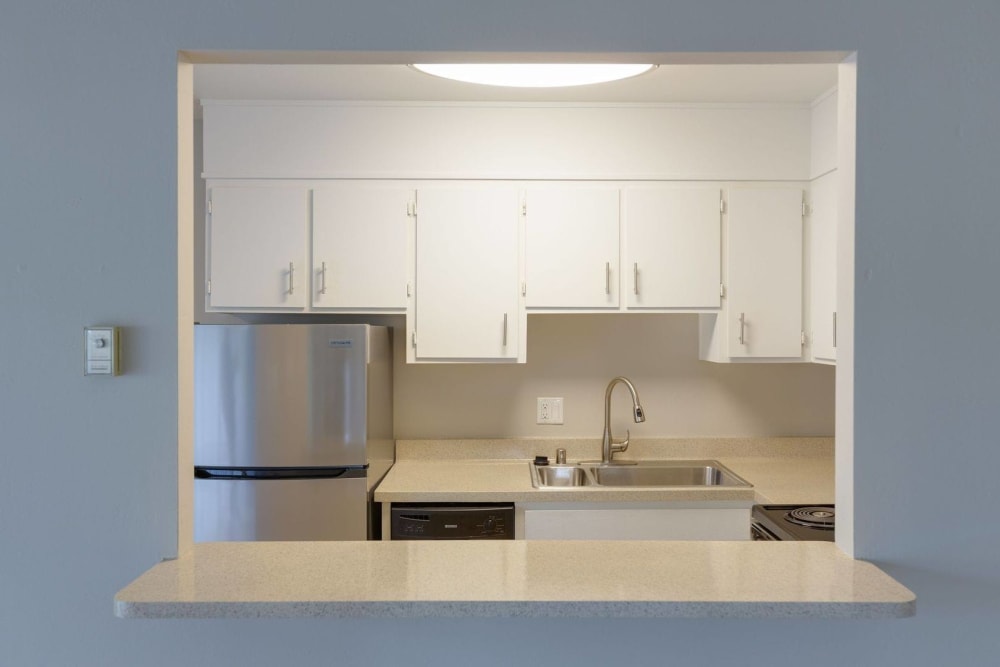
<box><xmin>611</xmin><ymin>429</ymin><xmax>630</xmax><ymax>454</ymax></box>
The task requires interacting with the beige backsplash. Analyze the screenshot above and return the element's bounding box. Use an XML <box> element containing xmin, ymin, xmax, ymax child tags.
<box><xmin>393</xmin><ymin>314</ymin><xmax>835</xmax><ymax>439</ymax></box>
<box><xmin>396</xmin><ymin>437</ymin><xmax>834</xmax><ymax>462</ymax></box>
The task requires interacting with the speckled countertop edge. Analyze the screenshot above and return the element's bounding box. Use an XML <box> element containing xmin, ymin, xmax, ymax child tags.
<box><xmin>116</xmin><ymin>599</ymin><xmax>914</xmax><ymax>620</ymax></box>
<box><xmin>114</xmin><ymin>541</ymin><xmax>914</xmax><ymax>620</ymax></box>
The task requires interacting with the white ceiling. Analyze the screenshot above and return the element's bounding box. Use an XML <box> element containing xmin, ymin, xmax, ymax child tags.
<box><xmin>194</xmin><ymin>63</ymin><xmax>838</xmax><ymax>108</ymax></box>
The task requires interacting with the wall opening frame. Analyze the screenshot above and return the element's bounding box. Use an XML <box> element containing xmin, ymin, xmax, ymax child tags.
<box><xmin>175</xmin><ymin>50</ymin><xmax>858</xmax><ymax>560</ymax></box>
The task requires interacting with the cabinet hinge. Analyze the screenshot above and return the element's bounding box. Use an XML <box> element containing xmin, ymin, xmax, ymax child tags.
<box><xmin>719</xmin><ymin>283</ymin><xmax>725</xmax><ymax>298</ymax></box>
<box><xmin>207</xmin><ymin>199</ymin><xmax>212</xmax><ymax>215</ymax></box>
<box><xmin>719</xmin><ymin>194</ymin><xmax>726</xmax><ymax>214</ymax></box>
<box><xmin>406</xmin><ymin>282</ymin><xmax>412</xmax><ymax>298</ymax></box>
<box><xmin>407</xmin><ymin>201</ymin><xmax>416</xmax><ymax>217</ymax></box>
<box><xmin>521</xmin><ymin>282</ymin><xmax>526</xmax><ymax>297</ymax></box>
<box><xmin>802</xmin><ymin>201</ymin><xmax>809</xmax><ymax>217</ymax></box>
<box><xmin>411</xmin><ymin>331</ymin><xmax>417</xmax><ymax>348</ymax></box>
<box><xmin>521</xmin><ymin>202</ymin><xmax>527</xmax><ymax>216</ymax></box>
<box><xmin>206</xmin><ymin>280</ymin><xmax>212</xmax><ymax>295</ymax></box>
<box><xmin>801</xmin><ymin>331</ymin><xmax>807</xmax><ymax>346</ymax></box>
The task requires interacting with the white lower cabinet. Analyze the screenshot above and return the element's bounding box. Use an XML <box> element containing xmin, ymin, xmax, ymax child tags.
<box><xmin>519</xmin><ymin>504</ymin><xmax>750</xmax><ymax>540</ymax></box>
<box><xmin>411</xmin><ymin>185</ymin><xmax>522</xmax><ymax>361</ymax></box>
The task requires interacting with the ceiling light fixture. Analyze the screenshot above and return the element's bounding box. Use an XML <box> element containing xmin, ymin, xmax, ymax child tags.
<box><xmin>410</xmin><ymin>63</ymin><xmax>657</xmax><ymax>88</ymax></box>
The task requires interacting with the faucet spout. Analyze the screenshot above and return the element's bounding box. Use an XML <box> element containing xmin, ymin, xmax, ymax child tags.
<box><xmin>602</xmin><ymin>376</ymin><xmax>646</xmax><ymax>464</ymax></box>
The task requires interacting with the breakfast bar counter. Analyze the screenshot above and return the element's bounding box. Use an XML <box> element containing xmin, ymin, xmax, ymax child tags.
<box><xmin>115</xmin><ymin>540</ymin><xmax>914</xmax><ymax>619</ymax></box>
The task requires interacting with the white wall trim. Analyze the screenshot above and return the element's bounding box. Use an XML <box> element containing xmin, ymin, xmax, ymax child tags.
<box><xmin>810</xmin><ymin>85</ymin><xmax>839</xmax><ymax>108</ymax></box>
<box><xmin>200</xmin><ymin>98</ymin><xmax>814</xmax><ymax>111</ymax></box>
<box><xmin>834</xmin><ymin>53</ymin><xmax>857</xmax><ymax>558</ymax></box>
<box><xmin>176</xmin><ymin>56</ymin><xmax>195</xmax><ymax>560</ymax></box>
<box><xmin>810</xmin><ymin>166</ymin><xmax>838</xmax><ymax>181</ymax></box>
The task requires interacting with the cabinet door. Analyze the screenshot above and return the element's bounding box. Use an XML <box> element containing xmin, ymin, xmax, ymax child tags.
<box><xmin>522</xmin><ymin>508</ymin><xmax>750</xmax><ymax>540</ymax></box>
<box><xmin>207</xmin><ymin>186</ymin><xmax>308</xmax><ymax>309</ymax></box>
<box><xmin>414</xmin><ymin>187</ymin><xmax>521</xmax><ymax>360</ymax></box>
<box><xmin>524</xmin><ymin>186</ymin><xmax>619</xmax><ymax>308</ymax></box>
<box><xmin>312</xmin><ymin>185</ymin><xmax>410</xmax><ymax>310</ymax></box>
<box><xmin>624</xmin><ymin>187</ymin><xmax>721</xmax><ymax>309</ymax></box>
<box><xmin>727</xmin><ymin>187</ymin><xmax>803</xmax><ymax>358</ymax></box>
<box><xmin>809</xmin><ymin>172</ymin><xmax>838</xmax><ymax>362</ymax></box>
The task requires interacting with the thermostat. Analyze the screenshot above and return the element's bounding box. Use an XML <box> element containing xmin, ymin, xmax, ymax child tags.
<box><xmin>84</xmin><ymin>326</ymin><xmax>121</xmax><ymax>376</ymax></box>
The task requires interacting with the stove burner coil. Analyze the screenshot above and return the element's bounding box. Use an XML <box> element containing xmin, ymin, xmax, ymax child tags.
<box><xmin>785</xmin><ymin>506</ymin><xmax>835</xmax><ymax>529</ymax></box>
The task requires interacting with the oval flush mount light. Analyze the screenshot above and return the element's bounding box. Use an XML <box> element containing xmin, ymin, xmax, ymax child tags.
<box><xmin>410</xmin><ymin>63</ymin><xmax>656</xmax><ymax>88</ymax></box>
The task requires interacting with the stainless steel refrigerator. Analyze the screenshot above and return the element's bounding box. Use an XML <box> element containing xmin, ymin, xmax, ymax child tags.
<box><xmin>193</xmin><ymin>324</ymin><xmax>393</xmax><ymax>542</ymax></box>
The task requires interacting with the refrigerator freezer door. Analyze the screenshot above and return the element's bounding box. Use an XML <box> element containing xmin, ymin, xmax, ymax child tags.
<box><xmin>194</xmin><ymin>475</ymin><xmax>368</xmax><ymax>541</ymax></box>
<box><xmin>194</xmin><ymin>324</ymin><xmax>370</xmax><ymax>468</ymax></box>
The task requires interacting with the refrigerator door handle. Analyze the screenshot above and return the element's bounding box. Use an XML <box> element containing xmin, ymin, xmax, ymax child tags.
<box><xmin>194</xmin><ymin>467</ymin><xmax>366</xmax><ymax>480</ymax></box>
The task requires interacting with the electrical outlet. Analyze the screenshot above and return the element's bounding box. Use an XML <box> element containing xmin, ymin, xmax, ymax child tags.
<box><xmin>536</xmin><ymin>397</ymin><xmax>564</xmax><ymax>425</ymax></box>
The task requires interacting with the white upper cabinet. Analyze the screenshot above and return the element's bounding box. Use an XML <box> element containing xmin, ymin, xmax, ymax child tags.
<box><xmin>206</xmin><ymin>186</ymin><xmax>308</xmax><ymax>310</ymax></box>
<box><xmin>200</xmin><ymin>103</ymin><xmax>826</xmax><ymax>363</ymax></box>
<box><xmin>623</xmin><ymin>187</ymin><xmax>722</xmax><ymax>309</ymax></box>
<box><xmin>412</xmin><ymin>186</ymin><xmax>522</xmax><ymax>361</ymax></box>
<box><xmin>311</xmin><ymin>185</ymin><xmax>411</xmax><ymax>310</ymax></box>
<box><xmin>725</xmin><ymin>186</ymin><xmax>804</xmax><ymax>358</ymax></box>
<box><xmin>809</xmin><ymin>172</ymin><xmax>838</xmax><ymax>362</ymax></box>
<box><xmin>524</xmin><ymin>186</ymin><xmax>620</xmax><ymax>309</ymax></box>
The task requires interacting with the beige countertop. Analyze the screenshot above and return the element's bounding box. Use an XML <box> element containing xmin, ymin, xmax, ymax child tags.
<box><xmin>115</xmin><ymin>541</ymin><xmax>913</xmax><ymax>619</ymax></box>
<box><xmin>723</xmin><ymin>456</ymin><xmax>834</xmax><ymax>504</ymax></box>
<box><xmin>116</xmin><ymin>437</ymin><xmax>907</xmax><ymax>621</ymax></box>
<box><xmin>377</xmin><ymin>460</ymin><xmax>767</xmax><ymax>503</ymax></box>
<box><xmin>374</xmin><ymin>438</ymin><xmax>834</xmax><ymax>505</ymax></box>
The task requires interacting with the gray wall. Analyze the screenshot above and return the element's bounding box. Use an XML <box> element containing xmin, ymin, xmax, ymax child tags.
<box><xmin>1</xmin><ymin>2</ymin><xmax>997</xmax><ymax>665</ymax></box>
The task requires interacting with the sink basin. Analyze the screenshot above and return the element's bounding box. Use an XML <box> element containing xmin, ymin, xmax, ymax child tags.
<box><xmin>589</xmin><ymin>462</ymin><xmax>749</xmax><ymax>488</ymax></box>
<box><xmin>530</xmin><ymin>460</ymin><xmax>750</xmax><ymax>489</ymax></box>
<box><xmin>532</xmin><ymin>465</ymin><xmax>590</xmax><ymax>487</ymax></box>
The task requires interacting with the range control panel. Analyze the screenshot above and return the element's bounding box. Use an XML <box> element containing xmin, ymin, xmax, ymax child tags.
<box><xmin>390</xmin><ymin>503</ymin><xmax>514</xmax><ymax>540</ymax></box>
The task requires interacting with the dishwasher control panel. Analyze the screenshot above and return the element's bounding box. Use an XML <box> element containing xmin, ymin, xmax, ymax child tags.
<box><xmin>390</xmin><ymin>503</ymin><xmax>514</xmax><ymax>540</ymax></box>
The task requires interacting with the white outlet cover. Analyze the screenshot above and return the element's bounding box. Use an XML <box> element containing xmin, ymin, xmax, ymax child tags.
<box><xmin>537</xmin><ymin>397</ymin><xmax>564</xmax><ymax>425</ymax></box>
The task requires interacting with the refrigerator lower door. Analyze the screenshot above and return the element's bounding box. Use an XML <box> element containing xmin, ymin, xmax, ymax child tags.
<box><xmin>194</xmin><ymin>475</ymin><xmax>368</xmax><ymax>542</ymax></box>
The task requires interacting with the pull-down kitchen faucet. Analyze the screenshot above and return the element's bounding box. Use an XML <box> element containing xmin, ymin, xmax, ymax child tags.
<box><xmin>602</xmin><ymin>376</ymin><xmax>646</xmax><ymax>464</ymax></box>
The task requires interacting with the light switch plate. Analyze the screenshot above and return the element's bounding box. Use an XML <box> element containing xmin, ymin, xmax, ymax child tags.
<box><xmin>536</xmin><ymin>397</ymin><xmax>564</xmax><ymax>425</ymax></box>
<box><xmin>84</xmin><ymin>326</ymin><xmax>120</xmax><ymax>376</ymax></box>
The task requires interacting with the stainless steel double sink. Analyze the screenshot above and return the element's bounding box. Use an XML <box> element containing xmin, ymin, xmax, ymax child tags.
<box><xmin>530</xmin><ymin>460</ymin><xmax>751</xmax><ymax>489</ymax></box>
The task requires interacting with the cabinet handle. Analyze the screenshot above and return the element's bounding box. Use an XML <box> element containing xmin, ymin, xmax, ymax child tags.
<box><xmin>832</xmin><ymin>312</ymin><xmax>837</xmax><ymax>348</ymax></box>
<box><xmin>502</xmin><ymin>313</ymin><xmax>508</xmax><ymax>347</ymax></box>
<box><xmin>605</xmin><ymin>262</ymin><xmax>611</xmax><ymax>295</ymax></box>
<box><xmin>288</xmin><ymin>262</ymin><xmax>295</xmax><ymax>295</ymax></box>
<box><xmin>738</xmin><ymin>312</ymin><xmax>746</xmax><ymax>345</ymax></box>
<box><xmin>633</xmin><ymin>262</ymin><xmax>639</xmax><ymax>295</ymax></box>
<box><xmin>319</xmin><ymin>261</ymin><xmax>327</xmax><ymax>295</ymax></box>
